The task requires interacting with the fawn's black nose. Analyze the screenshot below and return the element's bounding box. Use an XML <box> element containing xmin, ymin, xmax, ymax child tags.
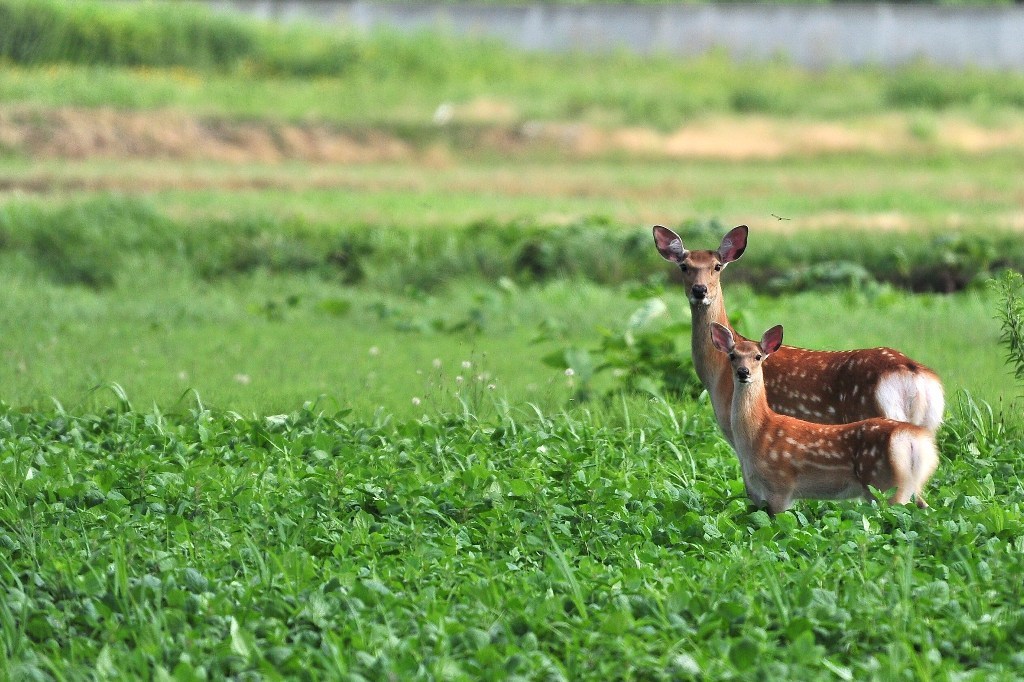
<box><xmin>737</xmin><ymin>367</ymin><xmax>750</xmax><ymax>381</ymax></box>
<box><xmin>691</xmin><ymin>284</ymin><xmax>708</xmax><ymax>299</ymax></box>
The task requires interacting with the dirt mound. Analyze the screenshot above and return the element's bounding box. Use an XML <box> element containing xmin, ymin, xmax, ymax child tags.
<box><xmin>0</xmin><ymin>108</ymin><xmax>412</xmax><ymax>163</ymax></box>
<box><xmin>3</xmin><ymin>107</ymin><xmax>1024</xmax><ymax>163</ymax></box>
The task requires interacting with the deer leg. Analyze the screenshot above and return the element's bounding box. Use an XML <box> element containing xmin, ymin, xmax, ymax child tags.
<box><xmin>888</xmin><ymin>484</ymin><xmax>916</xmax><ymax>506</ymax></box>
<box><xmin>766</xmin><ymin>491</ymin><xmax>793</xmax><ymax>517</ymax></box>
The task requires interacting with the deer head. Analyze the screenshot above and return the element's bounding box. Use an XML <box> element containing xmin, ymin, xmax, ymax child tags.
<box><xmin>710</xmin><ymin>322</ymin><xmax>784</xmax><ymax>386</ymax></box>
<box><xmin>653</xmin><ymin>225</ymin><xmax>748</xmax><ymax>307</ymax></box>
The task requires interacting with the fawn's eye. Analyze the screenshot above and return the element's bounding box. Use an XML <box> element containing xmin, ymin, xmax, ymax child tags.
<box><xmin>729</xmin><ymin>353</ymin><xmax>736</xmax><ymax>361</ymax></box>
<box><xmin>679</xmin><ymin>264</ymin><xmax>688</xmax><ymax>272</ymax></box>
<box><xmin>714</xmin><ymin>263</ymin><xmax>722</xmax><ymax>271</ymax></box>
<box><xmin>755</xmin><ymin>354</ymin><xmax>762</xmax><ymax>361</ymax></box>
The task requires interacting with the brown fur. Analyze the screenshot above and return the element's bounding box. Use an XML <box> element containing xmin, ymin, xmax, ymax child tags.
<box><xmin>712</xmin><ymin>323</ymin><xmax>939</xmax><ymax>514</ymax></box>
<box><xmin>652</xmin><ymin>224</ymin><xmax>944</xmax><ymax>445</ymax></box>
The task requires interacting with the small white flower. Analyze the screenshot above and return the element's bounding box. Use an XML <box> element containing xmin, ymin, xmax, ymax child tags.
<box><xmin>433</xmin><ymin>102</ymin><xmax>454</xmax><ymax>125</ymax></box>
<box><xmin>456</xmin><ymin>375</ymin><xmax>464</xmax><ymax>384</ymax></box>
<box><xmin>564</xmin><ymin>368</ymin><xmax>575</xmax><ymax>377</ymax></box>
<box><xmin>412</xmin><ymin>397</ymin><xmax>421</xmax><ymax>406</ymax></box>
<box><xmin>233</xmin><ymin>373</ymin><xmax>251</xmax><ymax>385</ymax></box>
<box><xmin>432</xmin><ymin>358</ymin><xmax>442</xmax><ymax>368</ymax></box>
<box><xmin>537</xmin><ymin>445</ymin><xmax>548</xmax><ymax>454</ymax></box>
<box><xmin>487</xmin><ymin>384</ymin><xmax>496</xmax><ymax>390</ymax></box>
<box><xmin>369</xmin><ymin>346</ymin><xmax>380</xmax><ymax>356</ymax></box>
<box><xmin>461</xmin><ymin>360</ymin><xmax>472</xmax><ymax>369</ymax></box>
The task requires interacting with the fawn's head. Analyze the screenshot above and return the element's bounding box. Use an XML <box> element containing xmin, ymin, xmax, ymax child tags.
<box><xmin>653</xmin><ymin>225</ymin><xmax>748</xmax><ymax>307</ymax></box>
<box><xmin>710</xmin><ymin>323</ymin><xmax>784</xmax><ymax>386</ymax></box>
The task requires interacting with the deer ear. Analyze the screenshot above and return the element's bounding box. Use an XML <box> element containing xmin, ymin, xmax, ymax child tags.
<box><xmin>717</xmin><ymin>225</ymin><xmax>748</xmax><ymax>265</ymax></box>
<box><xmin>760</xmin><ymin>325</ymin><xmax>784</xmax><ymax>355</ymax></box>
<box><xmin>710</xmin><ymin>323</ymin><xmax>735</xmax><ymax>353</ymax></box>
<box><xmin>653</xmin><ymin>225</ymin><xmax>687</xmax><ymax>264</ymax></box>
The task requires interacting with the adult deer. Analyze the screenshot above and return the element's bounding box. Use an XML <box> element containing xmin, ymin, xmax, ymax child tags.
<box><xmin>652</xmin><ymin>224</ymin><xmax>944</xmax><ymax>447</ymax></box>
<box><xmin>711</xmin><ymin>323</ymin><xmax>938</xmax><ymax>514</ymax></box>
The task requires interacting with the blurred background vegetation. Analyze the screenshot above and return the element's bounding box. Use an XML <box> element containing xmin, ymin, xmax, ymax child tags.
<box><xmin>0</xmin><ymin>0</ymin><xmax>1021</xmax><ymax>415</ymax></box>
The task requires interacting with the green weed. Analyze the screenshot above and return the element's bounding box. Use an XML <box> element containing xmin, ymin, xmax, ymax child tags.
<box><xmin>992</xmin><ymin>269</ymin><xmax>1024</xmax><ymax>386</ymax></box>
<box><xmin>542</xmin><ymin>290</ymin><xmax>704</xmax><ymax>402</ymax></box>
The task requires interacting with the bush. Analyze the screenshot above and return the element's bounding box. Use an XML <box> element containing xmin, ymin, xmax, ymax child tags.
<box><xmin>0</xmin><ymin>0</ymin><xmax>362</xmax><ymax>76</ymax></box>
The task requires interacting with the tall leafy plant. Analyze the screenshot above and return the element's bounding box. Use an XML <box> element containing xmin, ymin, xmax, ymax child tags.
<box><xmin>541</xmin><ymin>289</ymin><xmax>703</xmax><ymax>403</ymax></box>
<box><xmin>993</xmin><ymin>269</ymin><xmax>1024</xmax><ymax>387</ymax></box>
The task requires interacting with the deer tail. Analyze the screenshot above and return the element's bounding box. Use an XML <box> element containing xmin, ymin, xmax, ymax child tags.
<box><xmin>876</xmin><ymin>366</ymin><xmax>945</xmax><ymax>433</ymax></box>
<box><xmin>889</xmin><ymin>428</ymin><xmax>940</xmax><ymax>508</ymax></box>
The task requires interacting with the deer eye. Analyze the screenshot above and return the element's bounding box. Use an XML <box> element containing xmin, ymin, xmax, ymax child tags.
<box><xmin>714</xmin><ymin>263</ymin><xmax>722</xmax><ymax>271</ymax></box>
<box><xmin>679</xmin><ymin>264</ymin><xmax>688</xmax><ymax>272</ymax></box>
<box><xmin>729</xmin><ymin>353</ymin><xmax>736</xmax><ymax>361</ymax></box>
<box><xmin>755</xmin><ymin>354</ymin><xmax>762</xmax><ymax>361</ymax></box>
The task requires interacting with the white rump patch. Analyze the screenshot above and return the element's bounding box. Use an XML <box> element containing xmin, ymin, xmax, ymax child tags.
<box><xmin>875</xmin><ymin>370</ymin><xmax>945</xmax><ymax>432</ymax></box>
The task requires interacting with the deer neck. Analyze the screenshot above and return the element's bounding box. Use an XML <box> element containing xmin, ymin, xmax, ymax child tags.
<box><xmin>690</xmin><ymin>294</ymin><xmax>732</xmax><ymax>390</ymax></box>
<box><xmin>730</xmin><ymin>378</ymin><xmax>773</xmax><ymax>451</ymax></box>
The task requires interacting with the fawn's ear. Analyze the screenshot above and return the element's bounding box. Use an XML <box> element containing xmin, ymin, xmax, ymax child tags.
<box><xmin>653</xmin><ymin>225</ymin><xmax>687</xmax><ymax>263</ymax></box>
<box><xmin>710</xmin><ymin>323</ymin><xmax>735</xmax><ymax>353</ymax></box>
<box><xmin>717</xmin><ymin>225</ymin><xmax>748</xmax><ymax>265</ymax></box>
<box><xmin>760</xmin><ymin>325</ymin><xmax>784</xmax><ymax>355</ymax></box>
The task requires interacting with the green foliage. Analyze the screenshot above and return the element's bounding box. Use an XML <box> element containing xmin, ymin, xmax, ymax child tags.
<box><xmin>4</xmin><ymin>0</ymin><xmax>1024</xmax><ymax>121</ymax></box>
<box><xmin>1</xmin><ymin>400</ymin><xmax>1022</xmax><ymax>678</ymax></box>
<box><xmin>0</xmin><ymin>0</ymin><xmax>260</xmax><ymax>69</ymax></box>
<box><xmin>992</xmin><ymin>269</ymin><xmax>1024</xmax><ymax>385</ymax></box>
<box><xmin>1</xmin><ymin>196</ymin><xmax>1021</xmax><ymax>294</ymax></box>
<box><xmin>0</xmin><ymin>0</ymin><xmax>496</xmax><ymax>80</ymax></box>
<box><xmin>543</xmin><ymin>293</ymin><xmax>703</xmax><ymax>402</ymax></box>
<box><xmin>885</xmin><ymin>63</ymin><xmax>1024</xmax><ymax>109</ymax></box>
<box><xmin>942</xmin><ymin>390</ymin><xmax>1022</xmax><ymax>462</ymax></box>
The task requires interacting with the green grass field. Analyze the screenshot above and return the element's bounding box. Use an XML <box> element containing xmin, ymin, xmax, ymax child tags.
<box><xmin>0</xmin><ymin>271</ymin><xmax>1011</xmax><ymax>417</ymax></box>
<box><xmin>2</xmin><ymin>1</ymin><xmax>1024</xmax><ymax>679</ymax></box>
<box><xmin>4</xmin><ymin>154</ymin><xmax>1024</xmax><ymax>231</ymax></box>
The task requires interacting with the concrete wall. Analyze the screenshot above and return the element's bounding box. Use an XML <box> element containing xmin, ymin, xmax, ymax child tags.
<box><xmin>208</xmin><ymin>1</ymin><xmax>1024</xmax><ymax>69</ymax></box>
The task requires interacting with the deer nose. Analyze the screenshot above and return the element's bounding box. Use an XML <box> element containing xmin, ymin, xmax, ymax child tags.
<box><xmin>737</xmin><ymin>367</ymin><xmax>750</xmax><ymax>380</ymax></box>
<box><xmin>691</xmin><ymin>284</ymin><xmax>708</xmax><ymax>299</ymax></box>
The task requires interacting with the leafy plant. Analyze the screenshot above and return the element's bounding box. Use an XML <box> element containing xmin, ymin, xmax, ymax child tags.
<box><xmin>992</xmin><ymin>269</ymin><xmax>1024</xmax><ymax>386</ymax></box>
<box><xmin>543</xmin><ymin>292</ymin><xmax>702</xmax><ymax>402</ymax></box>
<box><xmin>2</xmin><ymin>398</ymin><xmax>1024</xmax><ymax>679</ymax></box>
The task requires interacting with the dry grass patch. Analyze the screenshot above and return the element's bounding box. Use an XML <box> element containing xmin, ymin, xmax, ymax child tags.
<box><xmin>3</xmin><ymin>107</ymin><xmax>1024</xmax><ymax>163</ymax></box>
